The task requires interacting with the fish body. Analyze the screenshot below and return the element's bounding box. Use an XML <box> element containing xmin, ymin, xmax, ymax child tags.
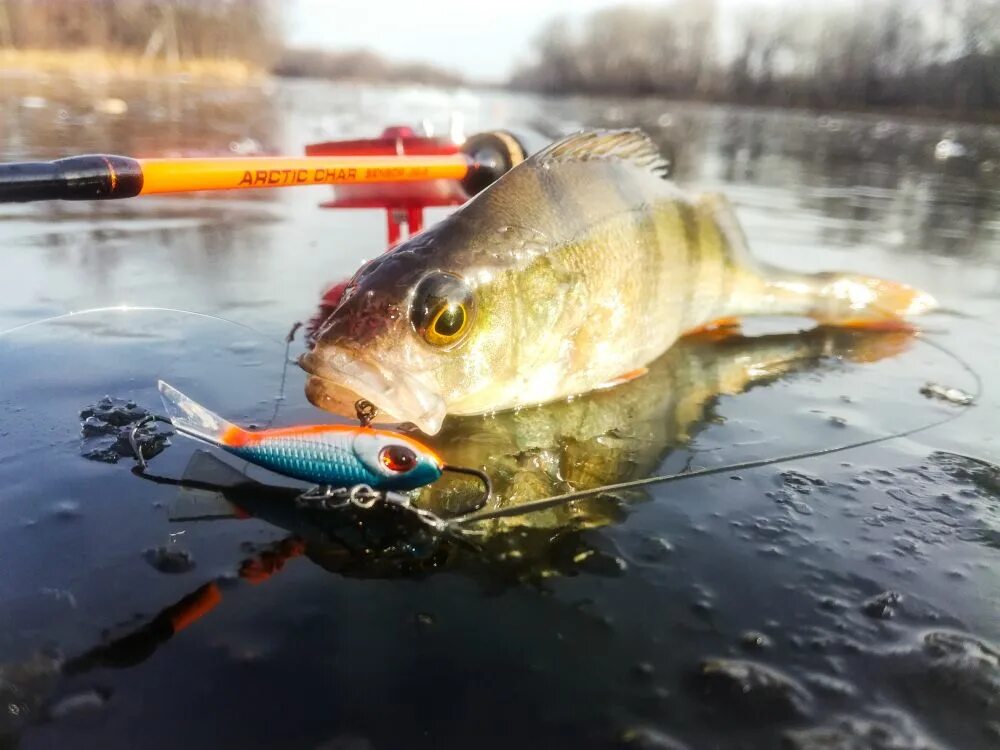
<box><xmin>157</xmin><ymin>381</ymin><xmax>442</xmax><ymax>491</ymax></box>
<box><xmin>302</xmin><ymin>129</ymin><xmax>935</xmax><ymax>435</ymax></box>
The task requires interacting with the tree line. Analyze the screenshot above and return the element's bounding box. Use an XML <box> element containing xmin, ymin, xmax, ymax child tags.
<box><xmin>272</xmin><ymin>48</ymin><xmax>464</xmax><ymax>87</ymax></box>
<box><xmin>0</xmin><ymin>0</ymin><xmax>463</xmax><ymax>85</ymax></box>
<box><xmin>511</xmin><ymin>0</ymin><xmax>1000</xmax><ymax>118</ymax></box>
<box><xmin>0</xmin><ymin>0</ymin><xmax>280</xmax><ymax>67</ymax></box>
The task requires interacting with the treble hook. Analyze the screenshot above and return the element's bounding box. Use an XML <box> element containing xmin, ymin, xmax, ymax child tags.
<box><xmin>128</xmin><ymin>414</ymin><xmax>174</xmax><ymax>470</ymax></box>
<box><xmin>440</xmin><ymin>464</ymin><xmax>493</xmax><ymax>513</ymax></box>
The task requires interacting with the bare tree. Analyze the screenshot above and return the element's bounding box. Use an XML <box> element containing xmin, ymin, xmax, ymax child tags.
<box><xmin>511</xmin><ymin>0</ymin><xmax>999</xmax><ymax>118</ymax></box>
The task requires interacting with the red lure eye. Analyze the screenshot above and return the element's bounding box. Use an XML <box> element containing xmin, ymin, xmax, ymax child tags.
<box><xmin>379</xmin><ymin>445</ymin><xmax>417</xmax><ymax>473</ymax></box>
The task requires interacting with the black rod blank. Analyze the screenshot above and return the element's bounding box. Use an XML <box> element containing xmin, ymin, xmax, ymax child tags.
<box><xmin>0</xmin><ymin>155</ymin><xmax>143</xmax><ymax>203</ymax></box>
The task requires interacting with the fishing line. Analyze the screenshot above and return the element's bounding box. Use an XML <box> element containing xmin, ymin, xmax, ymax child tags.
<box><xmin>0</xmin><ymin>305</ymin><xmax>285</xmax><ymax>344</ymax></box>
<box><xmin>257</xmin><ymin>321</ymin><xmax>304</xmax><ymax>430</ymax></box>
<box><xmin>0</xmin><ymin>305</ymin><xmax>298</xmax><ymax>425</ymax></box>
<box><xmin>449</xmin><ymin>331</ymin><xmax>982</xmax><ymax>527</ymax></box>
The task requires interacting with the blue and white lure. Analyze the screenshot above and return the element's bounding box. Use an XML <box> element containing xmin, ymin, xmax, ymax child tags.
<box><xmin>132</xmin><ymin>381</ymin><xmax>489</xmax><ymax>503</ymax></box>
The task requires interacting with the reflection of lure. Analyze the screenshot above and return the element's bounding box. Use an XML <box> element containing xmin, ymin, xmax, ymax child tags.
<box><xmin>157</xmin><ymin>381</ymin><xmax>443</xmax><ymax>492</ymax></box>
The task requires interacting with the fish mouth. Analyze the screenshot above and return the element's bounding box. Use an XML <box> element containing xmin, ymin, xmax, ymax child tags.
<box><xmin>299</xmin><ymin>347</ymin><xmax>447</xmax><ymax>435</ymax></box>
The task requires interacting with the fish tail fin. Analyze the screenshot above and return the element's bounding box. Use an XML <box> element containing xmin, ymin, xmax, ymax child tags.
<box><xmin>158</xmin><ymin>381</ymin><xmax>246</xmax><ymax>448</ymax></box>
<box><xmin>761</xmin><ymin>271</ymin><xmax>937</xmax><ymax>330</ymax></box>
<box><xmin>694</xmin><ymin>192</ymin><xmax>936</xmax><ymax>329</ymax></box>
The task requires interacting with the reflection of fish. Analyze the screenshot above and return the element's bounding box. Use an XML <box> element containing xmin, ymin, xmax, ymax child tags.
<box><xmin>158</xmin><ymin>381</ymin><xmax>441</xmax><ymax>491</ymax></box>
<box><xmin>80</xmin><ymin>328</ymin><xmax>906</xmax><ymax>614</ymax></box>
<box><xmin>301</xmin><ymin>129</ymin><xmax>934</xmax><ymax>434</ymax></box>
<box><xmin>412</xmin><ymin>328</ymin><xmax>912</xmax><ymax>530</ymax></box>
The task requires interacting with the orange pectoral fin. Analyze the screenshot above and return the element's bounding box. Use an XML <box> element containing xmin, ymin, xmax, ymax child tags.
<box><xmin>683</xmin><ymin>317</ymin><xmax>742</xmax><ymax>340</ymax></box>
<box><xmin>596</xmin><ymin>367</ymin><xmax>649</xmax><ymax>391</ymax></box>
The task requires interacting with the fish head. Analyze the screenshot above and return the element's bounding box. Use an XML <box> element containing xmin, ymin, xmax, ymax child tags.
<box><xmin>300</xmin><ymin>219</ymin><xmax>539</xmax><ymax>434</ymax></box>
<box><xmin>350</xmin><ymin>429</ymin><xmax>443</xmax><ymax>491</ymax></box>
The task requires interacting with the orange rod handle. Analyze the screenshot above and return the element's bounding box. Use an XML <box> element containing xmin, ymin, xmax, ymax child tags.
<box><xmin>137</xmin><ymin>155</ymin><xmax>471</xmax><ymax>195</ymax></box>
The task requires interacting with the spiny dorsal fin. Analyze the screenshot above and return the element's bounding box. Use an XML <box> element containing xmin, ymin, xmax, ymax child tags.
<box><xmin>529</xmin><ymin>129</ymin><xmax>670</xmax><ymax>178</ymax></box>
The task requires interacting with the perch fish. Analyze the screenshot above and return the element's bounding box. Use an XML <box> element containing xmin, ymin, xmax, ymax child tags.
<box><xmin>301</xmin><ymin>129</ymin><xmax>935</xmax><ymax>434</ymax></box>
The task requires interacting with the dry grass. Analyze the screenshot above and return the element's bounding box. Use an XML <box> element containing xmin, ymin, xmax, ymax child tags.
<box><xmin>0</xmin><ymin>48</ymin><xmax>265</xmax><ymax>82</ymax></box>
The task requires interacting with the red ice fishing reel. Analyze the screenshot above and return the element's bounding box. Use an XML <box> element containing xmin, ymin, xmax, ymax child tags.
<box><xmin>306</xmin><ymin>126</ymin><xmax>544</xmax><ymax>245</ymax></box>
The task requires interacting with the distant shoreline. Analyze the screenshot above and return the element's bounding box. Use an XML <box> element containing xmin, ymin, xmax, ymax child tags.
<box><xmin>0</xmin><ymin>48</ymin><xmax>265</xmax><ymax>82</ymax></box>
<box><xmin>2</xmin><ymin>47</ymin><xmax>996</xmax><ymax>126</ymax></box>
<box><xmin>503</xmin><ymin>86</ymin><xmax>1000</xmax><ymax>127</ymax></box>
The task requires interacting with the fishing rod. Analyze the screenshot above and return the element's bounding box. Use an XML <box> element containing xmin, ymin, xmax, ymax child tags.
<box><xmin>0</xmin><ymin>129</ymin><xmax>532</xmax><ymax>203</ymax></box>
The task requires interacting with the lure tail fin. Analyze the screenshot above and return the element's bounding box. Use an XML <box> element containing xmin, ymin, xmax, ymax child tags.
<box><xmin>158</xmin><ymin>381</ymin><xmax>246</xmax><ymax>448</ymax></box>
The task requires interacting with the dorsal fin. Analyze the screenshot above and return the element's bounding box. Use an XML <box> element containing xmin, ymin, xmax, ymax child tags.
<box><xmin>528</xmin><ymin>129</ymin><xmax>670</xmax><ymax>178</ymax></box>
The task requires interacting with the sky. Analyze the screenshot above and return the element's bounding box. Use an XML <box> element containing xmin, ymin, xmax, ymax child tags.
<box><xmin>287</xmin><ymin>0</ymin><xmax>787</xmax><ymax>82</ymax></box>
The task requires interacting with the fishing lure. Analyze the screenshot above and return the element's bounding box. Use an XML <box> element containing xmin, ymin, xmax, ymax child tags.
<box><xmin>134</xmin><ymin>381</ymin><xmax>487</xmax><ymax>497</ymax></box>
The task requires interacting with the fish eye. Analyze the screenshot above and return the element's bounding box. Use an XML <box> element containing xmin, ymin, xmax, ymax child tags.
<box><xmin>379</xmin><ymin>444</ymin><xmax>417</xmax><ymax>473</ymax></box>
<box><xmin>410</xmin><ymin>272</ymin><xmax>475</xmax><ymax>348</ymax></box>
